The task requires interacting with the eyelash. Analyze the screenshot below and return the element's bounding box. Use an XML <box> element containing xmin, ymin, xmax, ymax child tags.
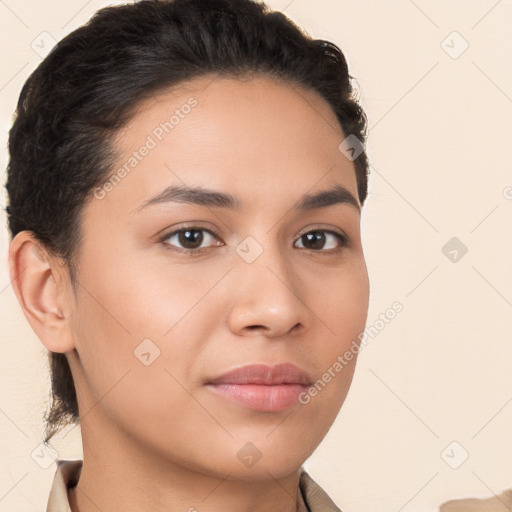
<box><xmin>159</xmin><ymin>225</ymin><xmax>350</xmax><ymax>256</ymax></box>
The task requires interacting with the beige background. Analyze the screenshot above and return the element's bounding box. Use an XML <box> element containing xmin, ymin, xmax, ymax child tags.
<box><xmin>1</xmin><ymin>1</ymin><xmax>511</xmax><ymax>511</ymax></box>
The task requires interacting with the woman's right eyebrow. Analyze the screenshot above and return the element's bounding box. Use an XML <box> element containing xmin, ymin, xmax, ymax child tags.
<box><xmin>132</xmin><ymin>183</ymin><xmax>360</xmax><ymax>215</ymax></box>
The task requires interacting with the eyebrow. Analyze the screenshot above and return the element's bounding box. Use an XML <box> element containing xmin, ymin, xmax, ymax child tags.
<box><xmin>135</xmin><ymin>183</ymin><xmax>360</xmax><ymax>213</ymax></box>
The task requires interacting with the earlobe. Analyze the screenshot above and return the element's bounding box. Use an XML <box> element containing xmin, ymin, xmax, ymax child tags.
<box><xmin>8</xmin><ymin>231</ymin><xmax>75</xmax><ymax>353</ymax></box>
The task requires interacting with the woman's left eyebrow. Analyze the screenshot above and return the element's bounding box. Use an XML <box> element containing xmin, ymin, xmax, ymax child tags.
<box><xmin>132</xmin><ymin>183</ymin><xmax>360</xmax><ymax>214</ymax></box>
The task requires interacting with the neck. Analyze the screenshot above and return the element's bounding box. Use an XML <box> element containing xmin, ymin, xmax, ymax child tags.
<box><xmin>69</xmin><ymin>418</ymin><xmax>304</xmax><ymax>512</ymax></box>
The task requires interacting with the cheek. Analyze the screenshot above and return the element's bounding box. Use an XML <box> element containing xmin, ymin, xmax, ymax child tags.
<box><xmin>70</xmin><ymin>246</ymin><xmax>214</xmax><ymax>397</ymax></box>
<box><xmin>295</xmin><ymin>258</ymin><xmax>369</xmax><ymax>409</ymax></box>
<box><xmin>315</xmin><ymin>259</ymin><xmax>370</xmax><ymax>342</ymax></box>
<box><xmin>75</xmin><ymin>242</ymin><xmax>190</xmax><ymax>340</ymax></box>
<box><xmin>70</xmin><ymin>274</ymin><xmax>202</xmax><ymax>434</ymax></box>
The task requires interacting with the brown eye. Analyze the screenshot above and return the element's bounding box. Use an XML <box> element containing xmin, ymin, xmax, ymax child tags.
<box><xmin>294</xmin><ymin>230</ymin><xmax>347</xmax><ymax>252</ymax></box>
<box><xmin>162</xmin><ymin>228</ymin><xmax>222</xmax><ymax>253</ymax></box>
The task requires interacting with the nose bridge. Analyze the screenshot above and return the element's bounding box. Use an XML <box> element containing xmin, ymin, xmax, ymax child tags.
<box><xmin>236</xmin><ymin>226</ymin><xmax>293</xmax><ymax>292</ymax></box>
<box><xmin>226</xmin><ymin>228</ymin><xmax>309</xmax><ymax>336</ymax></box>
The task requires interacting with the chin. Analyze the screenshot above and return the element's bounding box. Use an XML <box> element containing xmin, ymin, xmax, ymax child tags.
<box><xmin>221</xmin><ymin>457</ymin><xmax>307</xmax><ymax>482</ymax></box>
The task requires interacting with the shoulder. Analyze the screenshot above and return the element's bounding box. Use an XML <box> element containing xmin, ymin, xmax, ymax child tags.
<box><xmin>299</xmin><ymin>467</ymin><xmax>343</xmax><ymax>512</ymax></box>
<box><xmin>439</xmin><ymin>489</ymin><xmax>512</xmax><ymax>512</ymax></box>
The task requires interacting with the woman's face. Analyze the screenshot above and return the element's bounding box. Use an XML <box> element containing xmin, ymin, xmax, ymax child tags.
<box><xmin>66</xmin><ymin>74</ymin><xmax>370</xmax><ymax>479</ymax></box>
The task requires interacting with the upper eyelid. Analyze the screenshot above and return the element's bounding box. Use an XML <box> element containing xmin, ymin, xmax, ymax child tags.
<box><xmin>161</xmin><ymin>223</ymin><xmax>347</xmax><ymax>237</ymax></box>
<box><xmin>160</xmin><ymin>225</ymin><xmax>218</xmax><ymax>240</ymax></box>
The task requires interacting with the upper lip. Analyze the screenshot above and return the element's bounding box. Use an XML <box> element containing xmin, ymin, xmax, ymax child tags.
<box><xmin>206</xmin><ymin>363</ymin><xmax>313</xmax><ymax>386</ymax></box>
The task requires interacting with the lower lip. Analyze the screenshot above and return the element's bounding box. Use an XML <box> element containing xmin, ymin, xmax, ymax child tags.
<box><xmin>206</xmin><ymin>383</ymin><xmax>308</xmax><ymax>412</ymax></box>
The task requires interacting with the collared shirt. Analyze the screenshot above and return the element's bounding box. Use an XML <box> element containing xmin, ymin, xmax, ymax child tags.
<box><xmin>46</xmin><ymin>459</ymin><xmax>342</xmax><ymax>512</ymax></box>
<box><xmin>439</xmin><ymin>489</ymin><xmax>512</xmax><ymax>512</ymax></box>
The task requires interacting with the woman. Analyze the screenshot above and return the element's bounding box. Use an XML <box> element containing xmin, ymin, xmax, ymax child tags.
<box><xmin>6</xmin><ymin>0</ymin><xmax>371</xmax><ymax>510</ymax></box>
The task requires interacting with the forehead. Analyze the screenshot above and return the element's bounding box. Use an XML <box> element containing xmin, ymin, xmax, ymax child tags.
<box><xmin>93</xmin><ymin>74</ymin><xmax>359</xmax><ymax>217</ymax></box>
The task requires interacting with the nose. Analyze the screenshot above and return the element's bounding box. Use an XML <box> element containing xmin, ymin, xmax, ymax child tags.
<box><xmin>225</xmin><ymin>239</ymin><xmax>312</xmax><ymax>339</ymax></box>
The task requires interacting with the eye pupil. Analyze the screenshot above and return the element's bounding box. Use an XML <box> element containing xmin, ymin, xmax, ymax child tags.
<box><xmin>179</xmin><ymin>229</ymin><xmax>203</xmax><ymax>249</ymax></box>
<box><xmin>303</xmin><ymin>231</ymin><xmax>326</xmax><ymax>250</ymax></box>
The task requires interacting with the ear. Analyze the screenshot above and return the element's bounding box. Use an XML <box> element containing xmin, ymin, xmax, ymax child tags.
<box><xmin>8</xmin><ymin>231</ymin><xmax>75</xmax><ymax>353</ymax></box>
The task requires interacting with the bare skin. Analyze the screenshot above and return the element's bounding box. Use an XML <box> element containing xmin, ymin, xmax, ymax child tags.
<box><xmin>9</xmin><ymin>74</ymin><xmax>369</xmax><ymax>512</ymax></box>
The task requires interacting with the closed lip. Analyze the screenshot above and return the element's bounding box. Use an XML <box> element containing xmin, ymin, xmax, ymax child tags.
<box><xmin>205</xmin><ymin>363</ymin><xmax>313</xmax><ymax>386</ymax></box>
